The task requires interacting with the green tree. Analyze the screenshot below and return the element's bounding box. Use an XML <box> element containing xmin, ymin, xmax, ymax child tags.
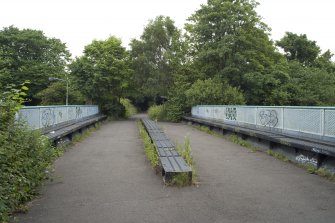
<box><xmin>0</xmin><ymin>26</ymin><xmax>70</xmax><ymax>104</ymax></box>
<box><xmin>130</xmin><ymin>16</ymin><xmax>185</xmax><ymax>108</ymax></box>
<box><xmin>35</xmin><ymin>81</ymin><xmax>85</xmax><ymax>105</ymax></box>
<box><xmin>285</xmin><ymin>61</ymin><xmax>335</xmax><ymax>106</ymax></box>
<box><xmin>276</xmin><ymin>32</ymin><xmax>321</xmax><ymax>66</ymax></box>
<box><xmin>314</xmin><ymin>50</ymin><xmax>335</xmax><ymax>72</ymax></box>
<box><xmin>185</xmin><ymin>0</ymin><xmax>280</xmax><ymax>88</ymax></box>
<box><xmin>70</xmin><ymin>36</ymin><xmax>132</xmax><ymax>116</ymax></box>
<box><xmin>185</xmin><ymin>78</ymin><xmax>245</xmax><ymax>106</ymax></box>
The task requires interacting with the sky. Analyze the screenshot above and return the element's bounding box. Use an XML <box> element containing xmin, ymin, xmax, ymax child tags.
<box><xmin>1</xmin><ymin>0</ymin><xmax>334</xmax><ymax>58</ymax></box>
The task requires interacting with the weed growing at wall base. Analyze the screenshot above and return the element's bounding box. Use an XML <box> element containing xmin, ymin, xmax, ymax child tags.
<box><xmin>266</xmin><ymin>150</ymin><xmax>289</xmax><ymax>162</ymax></box>
<box><xmin>192</xmin><ymin>124</ymin><xmax>257</xmax><ymax>152</ymax></box>
<box><xmin>298</xmin><ymin>164</ymin><xmax>335</xmax><ymax>182</ymax></box>
<box><xmin>70</xmin><ymin>123</ymin><xmax>101</xmax><ymax>145</ymax></box>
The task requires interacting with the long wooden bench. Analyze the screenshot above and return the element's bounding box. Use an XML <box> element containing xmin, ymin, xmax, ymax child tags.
<box><xmin>141</xmin><ymin>118</ymin><xmax>192</xmax><ymax>183</ymax></box>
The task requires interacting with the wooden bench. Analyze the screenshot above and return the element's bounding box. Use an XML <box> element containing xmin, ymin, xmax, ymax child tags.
<box><xmin>141</xmin><ymin>118</ymin><xmax>192</xmax><ymax>183</ymax></box>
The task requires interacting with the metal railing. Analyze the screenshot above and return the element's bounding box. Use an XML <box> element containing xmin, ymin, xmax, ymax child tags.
<box><xmin>191</xmin><ymin>105</ymin><xmax>335</xmax><ymax>142</ymax></box>
<box><xmin>17</xmin><ymin>105</ymin><xmax>99</xmax><ymax>130</ymax></box>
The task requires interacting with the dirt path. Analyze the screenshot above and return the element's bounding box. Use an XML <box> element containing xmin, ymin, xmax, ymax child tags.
<box><xmin>16</xmin><ymin>117</ymin><xmax>335</xmax><ymax>223</ymax></box>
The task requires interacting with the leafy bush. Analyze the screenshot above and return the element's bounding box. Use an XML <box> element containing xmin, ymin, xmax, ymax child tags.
<box><xmin>120</xmin><ymin>98</ymin><xmax>137</xmax><ymax>118</ymax></box>
<box><xmin>35</xmin><ymin>81</ymin><xmax>85</xmax><ymax>105</ymax></box>
<box><xmin>148</xmin><ymin>104</ymin><xmax>167</xmax><ymax>121</ymax></box>
<box><xmin>1</xmin><ymin>83</ymin><xmax>56</xmax><ymax>222</ymax></box>
<box><xmin>185</xmin><ymin>78</ymin><xmax>245</xmax><ymax>106</ymax></box>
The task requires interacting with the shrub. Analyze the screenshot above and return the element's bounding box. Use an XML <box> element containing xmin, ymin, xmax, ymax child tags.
<box><xmin>35</xmin><ymin>81</ymin><xmax>85</xmax><ymax>105</ymax></box>
<box><xmin>148</xmin><ymin>104</ymin><xmax>167</xmax><ymax>121</ymax></box>
<box><xmin>185</xmin><ymin>78</ymin><xmax>245</xmax><ymax>106</ymax></box>
<box><xmin>120</xmin><ymin>98</ymin><xmax>137</xmax><ymax>118</ymax></box>
<box><xmin>0</xmin><ymin>83</ymin><xmax>56</xmax><ymax>222</ymax></box>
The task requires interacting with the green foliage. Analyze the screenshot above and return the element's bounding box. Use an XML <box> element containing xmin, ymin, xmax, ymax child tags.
<box><xmin>0</xmin><ymin>81</ymin><xmax>30</xmax><ymax>132</ymax></box>
<box><xmin>314</xmin><ymin>50</ymin><xmax>335</xmax><ymax>73</ymax></box>
<box><xmin>148</xmin><ymin>104</ymin><xmax>168</xmax><ymax>121</ymax></box>
<box><xmin>298</xmin><ymin>164</ymin><xmax>335</xmax><ymax>181</ymax></box>
<box><xmin>186</xmin><ymin>0</ymin><xmax>279</xmax><ymax>87</ymax></box>
<box><xmin>315</xmin><ymin>168</ymin><xmax>335</xmax><ymax>181</ymax></box>
<box><xmin>71</xmin><ymin>124</ymin><xmax>102</xmax><ymax>145</ymax></box>
<box><xmin>227</xmin><ymin>135</ymin><xmax>255</xmax><ymax>151</ymax></box>
<box><xmin>174</xmin><ymin>136</ymin><xmax>196</xmax><ymax>186</ymax></box>
<box><xmin>193</xmin><ymin>124</ymin><xmax>256</xmax><ymax>152</ymax></box>
<box><xmin>169</xmin><ymin>172</ymin><xmax>192</xmax><ymax>187</ymax></box>
<box><xmin>35</xmin><ymin>81</ymin><xmax>85</xmax><ymax>105</ymax></box>
<box><xmin>0</xmin><ymin>26</ymin><xmax>70</xmax><ymax>104</ymax></box>
<box><xmin>185</xmin><ymin>78</ymin><xmax>245</xmax><ymax>106</ymax></box>
<box><xmin>99</xmin><ymin>98</ymin><xmax>126</xmax><ymax>118</ymax></box>
<box><xmin>266</xmin><ymin>150</ymin><xmax>289</xmax><ymax>162</ymax></box>
<box><xmin>70</xmin><ymin>36</ymin><xmax>132</xmax><ymax>116</ymax></box>
<box><xmin>197</xmin><ymin>126</ymin><xmax>212</xmax><ymax>134</ymax></box>
<box><xmin>0</xmin><ymin>84</ymin><xmax>55</xmax><ymax>222</ymax></box>
<box><xmin>285</xmin><ymin>62</ymin><xmax>335</xmax><ymax>106</ymax></box>
<box><xmin>120</xmin><ymin>98</ymin><xmax>137</xmax><ymax>118</ymax></box>
<box><xmin>130</xmin><ymin>16</ymin><xmax>185</xmax><ymax>104</ymax></box>
<box><xmin>164</xmin><ymin>67</ymin><xmax>195</xmax><ymax>121</ymax></box>
<box><xmin>276</xmin><ymin>32</ymin><xmax>321</xmax><ymax>66</ymax></box>
<box><xmin>138</xmin><ymin>122</ymin><xmax>160</xmax><ymax>169</ymax></box>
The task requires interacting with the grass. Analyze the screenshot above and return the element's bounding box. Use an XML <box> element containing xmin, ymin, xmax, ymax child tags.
<box><xmin>148</xmin><ymin>104</ymin><xmax>167</xmax><ymax>121</ymax></box>
<box><xmin>227</xmin><ymin>135</ymin><xmax>256</xmax><ymax>152</ymax></box>
<box><xmin>138</xmin><ymin>122</ymin><xmax>196</xmax><ymax>186</ymax></box>
<box><xmin>193</xmin><ymin>124</ymin><xmax>257</xmax><ymax>152</ymax></box>
<box><xmin>71</xmin><ymin>123</ymin><xmax>102</xmax><ymax>145</ymax></box>
<box><xmin>266</xmin><ymin>149</ymin><xmax>289</xmax><ymax>162</ymax></box>
<box><xmin>315</xmin><ymin>168</ymin><xmax>335</xmax><ymax>181</ymax></box>
<box><xmin>169</xmin><ymin>172</ymin><xmax>192</xmax><ymax>187</ymax></box>
<box><xmin>120</xmin><ymin>98</ymin><xmax>137</xmax><ymax>118</ymax></box>
<box><xmin>173</xmin><ymin>136</ymin><xmax>197</xmax><ymax>186</ymax></box>
<box><xmin>137</xmin><ymin>121</ymin><xmax>160</xmax><ymax>170</ymax></box>
<box><xmin>298</xmin><ymin>164</ymin><xmax>335</xmax><ymax>181</ymax></box>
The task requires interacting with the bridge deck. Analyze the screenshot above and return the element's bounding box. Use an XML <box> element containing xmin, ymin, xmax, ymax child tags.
<box><xmin>16</xmin><ymin>115</ymin><xmax>335</xmax><ymax>223</ymax></box>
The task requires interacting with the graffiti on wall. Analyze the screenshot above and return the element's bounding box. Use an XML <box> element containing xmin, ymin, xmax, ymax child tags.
<box><xmin>295</xmin><ymin>154</ymin><xmax>318</xmax><ymax>166</ymax></box>
<box><xmin>259</xmin><ymin>110</ymin><xmax>278</xmax><ymax>127</ymax></box>
<box><xmin>41</xmin><ymin>108</ymin><xmax>55</xmax><ymax>127</ymax></box>
<box><xmin>225</xmin><ymin>107</ymin><xmax>237</xmax><ymax>120</ymax></box>
<box><xmin>76</xmin><ymin>106</ymin><xmax>83</xmax><ymax>119</ymax></box>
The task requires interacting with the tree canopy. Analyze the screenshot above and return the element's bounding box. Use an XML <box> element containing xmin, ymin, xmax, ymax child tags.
<box><xmin>70</xmin><ymin>36</ymin><xmax>132</xmax><ymax>116</ymax></box>
<box><xmin>276</xmin><ymin>32</ymin><xmax>321</xmax><ymax>66</ymax></box>
<box><xmin>0</xmin><ymin>26</ymin><xmax>70</xmax><ymax>104</ymax></box>
<box><xmin>130</xmin><ymin>16</ymin><xmax>184</xmax><ymax>108</ymax></box>
<box><xmin>1</xmin><ymin>0</ymin><xmax>335</xmax><ymax>119</ymax></box>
